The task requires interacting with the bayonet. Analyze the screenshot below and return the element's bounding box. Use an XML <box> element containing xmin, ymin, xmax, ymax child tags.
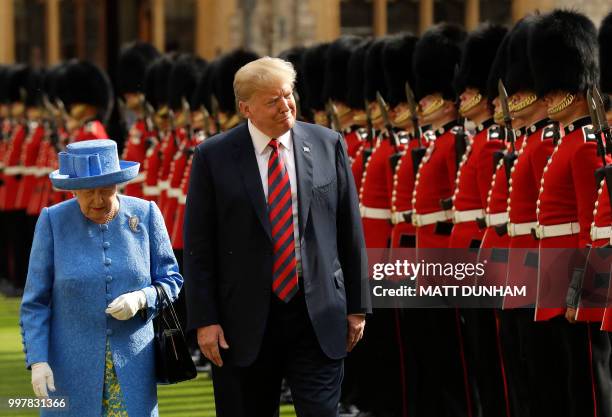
<box><xmin>587</xmin><ymin>88</ymin><xmax>607</xmax><ymax>166</ymax></box>
<box><xmin>182</xmin><ymin>97</ymin><xmax>193</xmax><ymax>139</ymax></box>
<box><xmin>404</xmin><ymin>81</ymin><xmax>421</xmax><ymax>140</ymax></box>
<box><xmin>211</xmin><ymin>95</ymin><xmax>222</xmax><ymax>132</ymax></box>
<box><xmin>326</xmin><ymin>99</ymin><xmax>342</xmax><ymax>133</ymax></box>
<box><xmin>376</xmin><ymin>91</ymin><xmax>400</xmax><ymax>151</ymax></box>
<box><xmin>498</xmin><ymin>79</ymin><xmax>516</xmax><ymax>154</ymax></box>
<box><xmin>593</xmin><ymin>86</ymin><xmax>612</xmax><ymax>156</ymax></box>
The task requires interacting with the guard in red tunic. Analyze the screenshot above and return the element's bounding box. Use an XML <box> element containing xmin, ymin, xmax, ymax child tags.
<box><xmin>411</xmin><ymin>23</ymin><xmax>477</xmax><ymax>417</ymax></box>
<box><xmin>358</xmin><ymin>38</ymin><xmax>397</xmax><ymax>250</ymax></box>
<box><xmin>411</xmin><ymin>24</ymin><xmax>466</xmax><ymax>249</ymax></box>
<box><xmin>0</xmin><ymin>65</ymin><xmax>31</xmax><ymax>293</ymax></box>
<box><xmin>597</xmin><ymin>11</ymin><xmax>612</xmax><ymax>332</ymax></box>
<box><xmin>383</xmin><ymin>33</ymin><xmax>420</xmax><ymax>251</ymax></box>
<box><xmin>141</xmin><ymin>55</ymin><xmax>174</xmax><ymax>203</ymax></box>
<box><xmin>449</xmin><ymin>23</ymin><xmax>512</xmax><ymax>417</ymax></box>
<box><xmin>162</xmin><ymin>54</ymin><xmax>207</xmax><ymax>232</ymax></box>
<box><xmin>529</xmin><ymin>10</ymin><xmax>612</xmax><ymax>416</ymax></box>
<box><xmin>117</xmin><ymin>41</ymin><xmax>160</xmax><ymax>198</ymax></box>
<box><xmin>345</xmin><ymin>40</ymin><xmax>374</xmax><ymax>192</ymax></box>
<box><xmin>56</xmin><ymin>59</ymin><xmax>111</xmax><ymax>143</ymax></box>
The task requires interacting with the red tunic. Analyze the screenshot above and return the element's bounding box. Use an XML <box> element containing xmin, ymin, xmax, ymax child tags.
<box><xmin>0</xmin><ymin>123</ymin><xmax>27</xmax><ymax>211</ymax></box>
<box><xmin>157</xmin><ymin>130</ymin><xmax>180</xmax><ymax>212</ymax></box>
<box><xmin>70</xmin><ymin>120</ymin><xmax>108</xmax><ymax>142</ymax></box>
<box><xmin>536</xmin><ymin>118</ymin><xmax>602</xmax><ymax>321</ymax></box>
<box><xmin>390</xmin><ymin>135</ymin><xmax>423</xmax><ymax>248</ymax></box>
<box><xmin>449</xmin><ymin>121</ymin><xmax>500</xmax><ymax>248</ymax></box>
<box><xmin>142</xmin><ymin>135</ymin><xmax>163</xmax><ymax>202</ymax></box>
<box><xmin>504</xmin><ymin>121</ymin><xmax>555</xmax><ymax>309</ymax></box>
<box><xmin>359</xmin><ymin>135</ymin><xmax>395</xmax><ymax>248</ymax></box>
<box><xmin>343</xmin><ymin>127</ymin><xmax>366</xmax><ymax>161</ymax></box>
<box><xmin>15</xmin><ymin>123</ymin><xmax>45</xmax><ymax>210</ymax></box>
<box><xmin>122</xmin><ymin>120</ymin><xmax>151</xmax><ymax>198</ymax></box>
<box><xmin>162</xmin><ymin>128</ymin><xmax>190</xmax><ymax>233</ymax></box>
<box><xmin>351</xmin><ymin>140</ymin><xmax>372</xmax><ymax>194</ymax></box>
<box><xmin>412</xmin><ymin>122</ymin><xmax>459</xmax><ymax>248</ymax></box>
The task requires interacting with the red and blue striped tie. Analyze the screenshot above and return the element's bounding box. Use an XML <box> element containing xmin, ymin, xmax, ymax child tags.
<box><xmin>268</xmin><ymin>139</ymin><xmax>298</xmax><ymax>302</ymax></box>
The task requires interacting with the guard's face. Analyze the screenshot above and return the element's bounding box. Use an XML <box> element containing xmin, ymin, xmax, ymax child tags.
<box><xmin>240</xmin><ymin>82</ymin><xmax>296</xmax><ymax>138</ymax></box>
<box><xmin>74</xmin><ymin>185</ymin><xmax>118</xmax><ymax>224</ymax></box>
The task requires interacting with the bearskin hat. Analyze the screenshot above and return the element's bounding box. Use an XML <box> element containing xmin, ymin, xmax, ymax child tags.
<box><xmin>382</xmin><ymin>32</ymin><xmax>418</xmax><ymax>107</ymax></box>
<box><xmin>346</xmin><ymin>40</ymin><xmax>372</xmax><ymax>110</ymax></box>
<box><xmin>278</xmin><ymin>46</ymin><xmax>310</xmax><ymax>119</ymax></box>
<box><xmin>486</xmin><ymin>31</ymin><xmax>511</xmax><ymax>102</ymax></box>
<box><xmin>25</xmin><ymin>68</ymin><xmax>45</xmax><ymax>108</ymax></box>
<box><xmin>503</xmin><ymin>16</ymin><xmax>541</xmax><ymax>96</ymax></box>
<box><xmin>0</xmin><ymin>66</ymin><xmax>13</xmax><ymax>104</ymax></box>
<box><xmin>167</xmin><ymin>53</ymin><xmax>207</xmax><ymax>111</ymax></box>
<box><xmin>213</xmin><ymin>49</ymin><xmax>260</xmax><ymax>114</ymax></box>
<box><xmin>599</xmin><ymin>11</ymin><xmax>612</xmax><ymax>94</ymax></box>
<box><xmin>191</xmin><ymin>59</ymin><xmax>217</xmax><ymax>114</ymax></box>
<box><xmin>322</xmin><ymin>36</ymin><xmax>362</xmax><ymax>105</ymax></box>
<box><xmin>56</xmin><ymin>59</ymin><xmax>113</xmax><ymax>120</ymax></box>
<box><xmin>528</xmin><ymin>9</ymin><xmax>598</xmax><ymax>96</ymax></box>
<box><xmin>7</xmin><ymin>64</ymin><xmax>30</xmax><ymax>103</ymax></box>
<box><xmin>118</xmin><ymin>41</ymin><xmax>160</xmax><ymax>95</ymax></box>
<box><xmin>364</xmin><ymin>37</ymin><xmax>390</xmax><ymax>103</ymax></box>
<box><xmin>454</xmin><ymin>22</ymin><xmax>507</xmax><ymax>98</ymax></box>
<box><xmin>144</xmin><ymin>55</ymin><xmax>174</xmax><ymax>109</ymax></box>
<box><xmin>302</xmin><ymin>43</ymin><xmax>329</xmax><ymax>112</ymax></box>
<box><xmin>413</xmin><ymin>23</ymin><xmax>466</xmax><ymax>100</ymax></box>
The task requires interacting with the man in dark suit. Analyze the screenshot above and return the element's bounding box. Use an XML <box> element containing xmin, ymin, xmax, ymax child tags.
<box><xmin>183</xmin><ymin>56</ymin><xmax>370</xmax><ymax>417</ymax></box>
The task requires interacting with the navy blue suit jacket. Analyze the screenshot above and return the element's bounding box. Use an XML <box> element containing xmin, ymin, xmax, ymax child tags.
<box><xmin>184</xmin><ymin>121</ymin><xmax>370</xmax><ymax>366</ymax></box>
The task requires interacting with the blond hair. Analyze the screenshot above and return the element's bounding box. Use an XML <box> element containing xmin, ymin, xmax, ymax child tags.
<box><xmin>233</xmin><ymin>57</ymin><xmax>296</xmax><ymax>104</ymax></box>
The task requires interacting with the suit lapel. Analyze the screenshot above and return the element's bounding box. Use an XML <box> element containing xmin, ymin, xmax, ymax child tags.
<box><xmin>291</xmin><ymin>123</ymin><xmax>313</xmax><ymax>239</ymax></box>
<box><xmin>233</xmin><ymin>125</ymin><xmax>272</xmax><ymax>241</ymax></box>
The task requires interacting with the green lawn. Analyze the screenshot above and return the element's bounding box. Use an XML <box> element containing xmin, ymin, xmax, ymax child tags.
<box><xmin>0</xmin><ymin>295</ymin><xmax>296</xmax><ymax>416</ymax></box>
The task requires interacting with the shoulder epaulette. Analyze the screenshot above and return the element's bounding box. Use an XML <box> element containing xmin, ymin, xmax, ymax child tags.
<box><xmin>583</xmin><ymin>125</ymin><xmax>598</xmax><ymax>142</ymax></box>
<box><xmin>487</xmin><ymin>125</ymin><xmax>504</xmax><ymax>141</ymax></box>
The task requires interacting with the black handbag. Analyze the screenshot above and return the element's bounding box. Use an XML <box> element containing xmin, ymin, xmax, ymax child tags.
<box><xmin>152</xmin><ymin>284</ymin><xmax>197</xmax><ymax>384</ymax></box>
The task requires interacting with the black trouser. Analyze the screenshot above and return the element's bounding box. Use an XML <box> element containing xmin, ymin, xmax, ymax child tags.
<box><xmin>462</xmin><ymin>309</ymin><xmax>508</xmax><ymax>417</ymax></box>
<box><xmin>409</xmin><ymin>308</ymin><xmax>471</xmax><ymax>417</ymax></box>
<box><xmin>211</xmin><ymin>290</ymin><xmax>343</xmax><ymax>417</ymax></box>
<box><xmin>353</xmin><ymin>307</ymin><xmax>406</xmax><ymax>417</ymax></box>
<box><xmin>3</xmin><ymin>210</ymin><xmax>32</xmax><ymax>290</ymax></box>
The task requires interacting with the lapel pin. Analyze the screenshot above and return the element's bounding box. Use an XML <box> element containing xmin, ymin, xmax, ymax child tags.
<box><xmin>303</xmin><ymin>146</ymin><xmax>310</xmax><ymax>153</ymax></box>
<box><xmin>129</xmin><ymin>215</ymin><xmax>140</xmax><ymax>232</ymax></box>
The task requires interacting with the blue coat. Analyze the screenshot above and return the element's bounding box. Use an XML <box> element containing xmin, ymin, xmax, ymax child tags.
<box><xmin>20</xmin><ymin>195</ymin><xmax>183</xmax><ymax>417</ymax></box>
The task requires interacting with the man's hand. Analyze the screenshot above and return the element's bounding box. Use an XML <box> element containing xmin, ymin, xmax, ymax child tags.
<box><xmin>347</xmin><ymin>314</ymin><xmax>365</xmax><ymax>352</ymax></box>
<box><xmin>197</xmin><ymin>325</ymin><xmax>230</xmax><ymax>367</ymax></box>
<box><xmin>565</xmin><ymin>307</ymin><xmax>577</xmax><ymax>324</ymax></box>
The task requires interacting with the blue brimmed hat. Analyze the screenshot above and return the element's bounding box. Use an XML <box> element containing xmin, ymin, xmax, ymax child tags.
<box><xmin>50</xmin><ymin>139</ymin><xmax>139</xmax><ymax>190</ymax></box>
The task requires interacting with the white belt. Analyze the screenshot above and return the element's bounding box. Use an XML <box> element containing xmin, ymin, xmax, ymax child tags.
<box><xmin>591</xmin><ymin>225</ymin><xmax>612</xmax><ymax>241</ymax></box>
<box><xmin>143</xmin><ymin>185</ymin><xmax>161</xmax><ymax>195</ymax></box>
<box><xmin>167</xmin><ymin>188</ymin><xmax>182</xmax><ymax>198</ymax></box>
<box><xmin>360</xmin><ymin>205</ymin><xmax>392</xmax><ymax>220</ymax></box>
<box><xmin>485</xmin><ymin>212</ymin><xmax>508</xmax><ymax>227</ymax></box>
<box><xmin>178</xmin><ymin>194</ymin><xmax>187</xmax><ymax>204</ymax></box>
<box><xmin>412</xmin><ymin>210</ymin><xmax>452</xmax><ymax>227</ymax></box>
<box><xmin>391</xmin><ymin>210</ymin><xmax>412</xmax><ymax>225</ymax></box>
<box><xmin>507</xmin><ymin>221</ymin><xmax>537</xmax><ymax>237</ymax></box>
<box><xmin>535</xmin><ymin>222</ymin><xmax>580</xmax><ymax>239</ymax></box>
<box><xmin>453</xmin><ymin>209</ymin><xmax>484</xmax><ymax>224</ymax></box>
<box><xmin>22</xmin><ymin>166</ymin><xmax>38</xmax><ymax>175</ymax></box>
<box><xmin>158</xmin><ymin>180</ymin><xmax>170</xmax><ymax>190</ymax></box>
<box><xmin>3</xmin><ymin>166</ymin><xmax>23</xmax><ymax>175</ymax></box>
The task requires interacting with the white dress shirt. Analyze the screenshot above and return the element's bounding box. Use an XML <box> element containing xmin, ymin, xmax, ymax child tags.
<box><xmin>248</xmin><ymin>120</ymin><xmax>301</xmax><ymax>274</ymax></box>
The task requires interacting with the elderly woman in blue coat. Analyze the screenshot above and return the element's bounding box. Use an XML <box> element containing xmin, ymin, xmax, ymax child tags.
<box><xmin>20</xmin><ymin>139</ymin><xmax>183</xmax><ymax>417</ymax></box>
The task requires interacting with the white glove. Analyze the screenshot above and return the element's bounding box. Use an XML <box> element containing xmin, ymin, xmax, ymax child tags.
<box><xmin>105</xmin><ymin>290</ymin><xmax>147</xmax><ymax>320</ymax></box>
<box><xmin>31</xmin><ymin>362</ymin><xmax>55</xmax><ymax>398</ymax></box>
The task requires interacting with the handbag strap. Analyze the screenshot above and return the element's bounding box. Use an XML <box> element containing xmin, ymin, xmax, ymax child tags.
<box><xmin>153</xmin><ymin>284</ymin><xmax>184</xmax><ymax>335</ymax></box>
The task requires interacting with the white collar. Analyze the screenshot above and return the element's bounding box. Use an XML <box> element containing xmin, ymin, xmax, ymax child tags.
<box><xmin>248</xmin><ymin>119</ymin><xmax>292</xmax><ymax>155</ymax></box>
